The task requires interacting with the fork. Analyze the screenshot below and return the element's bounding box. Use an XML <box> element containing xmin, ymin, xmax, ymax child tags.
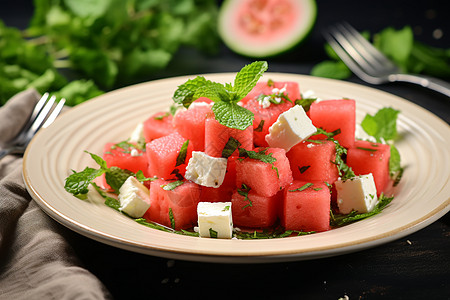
<box><xmin>324</xmin><ymin>22</ymin><xmax>450</xmax><ymax>98</ymax></box>
<box><xmin>0</xmin><ymin>93</ymin><xmax>66</xmax><ymax>160</ymax></box>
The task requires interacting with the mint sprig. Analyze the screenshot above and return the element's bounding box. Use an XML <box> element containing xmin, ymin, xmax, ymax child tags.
<box><xmin>172</xmin><ymin>61</ymin><xmax>268</xmax><ymax>130</ymax></box>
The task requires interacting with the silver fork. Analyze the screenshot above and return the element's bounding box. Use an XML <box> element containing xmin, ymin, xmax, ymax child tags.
<box><xmin>0</xmin><ymin>93</ymin><xmax>66</xmax><ymax>160</ymax></box>
<box><xmin>324</xmin><ymin>22</ymin><xmax>450</xmax><ymax>98</ymax></box>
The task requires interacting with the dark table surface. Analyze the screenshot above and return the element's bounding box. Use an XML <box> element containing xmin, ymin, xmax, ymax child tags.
<box><xmin>2</xmin><ymin>1</ymin><xmax>449</xmax><ymax>299</ymax></box>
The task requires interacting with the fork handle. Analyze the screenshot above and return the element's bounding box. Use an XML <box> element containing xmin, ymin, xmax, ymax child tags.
<box><xmin>389</xmin><ymin>74</ymin><xmax>450</xmax><ymax>98</ymax></box>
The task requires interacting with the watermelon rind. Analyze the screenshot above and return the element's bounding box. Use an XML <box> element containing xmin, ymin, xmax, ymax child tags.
<box><xmin>218</xmin><ymin>0</ymin><xmax>317</xmax><ymax>58</ymax></box>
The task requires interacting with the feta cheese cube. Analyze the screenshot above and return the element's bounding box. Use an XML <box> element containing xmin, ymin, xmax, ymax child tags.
<box><xmin>118</xmin><ymin>176</ymin><xmax>151</xmax><ymax>218</ymax></box>
<box><xmin>335</xmin><ymin>173</ymin><xmax>378</xmax><ymax>214</ymax></box>
<box><xmin>129</xmin><ymin>122</ymin><xmax>144</xmax><ymax>144</ymax></box>
<box><xmin>265</xmin><ymin>105</ymin><xmax>317</xmax><ymax>152</ymax></box>
<box><xmin>197</xmin><ymin>202</ymin><xmax>233</xmax><ymax>239</ymax></box>
<box><xmin>184</xmin><ymin>151</ymin><xmax>227</xmax><ymax>188</ymax></box>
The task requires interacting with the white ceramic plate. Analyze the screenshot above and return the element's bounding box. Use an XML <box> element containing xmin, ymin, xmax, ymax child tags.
<box><xmin>23</xmin><ymin>73</ymin><xmax>450</xmax><ymax>263</ymax></box>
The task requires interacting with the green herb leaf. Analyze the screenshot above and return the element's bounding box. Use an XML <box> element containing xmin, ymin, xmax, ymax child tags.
<box><xmin>64</xmin><ymin>167</ymin><xmax>105</xmax><ymax>198</ymax></box>
<box><xmin>209</xmin><ymin>228</ymin><xmax>218</xmax><ymax>238</ymax></box>
<box><xmin>161</xmin><ymin>180</ymin><xmax>184</xmax><ymax>191</ymax></box>
<box><xmin>237</xmin><ymin>183</ymin><xmax>252</xmax><ymax>209</ymax></box>
<box><xmin>254</xmin><ymin>119</ymin><xmax>265</xmax><ymax>132</ymax></box>
<box><xmin>105</xmin><ymin>166</ymin><xmax>134</xmax><ymax>192</ymax></box>
<box><xmin>361</xmin><ymin>107</ymin><xmax>400</xmax><ymax>142</ymax></box>
<box><xmin>233</xmin><ymin>61</ymin><xmax>268</xmax><ymax>100</ymax></box>
<box><xmin>175</xmin><ymin>140</ymin><xmax>189</xmax><ymax>167</ymax></box>
<box><xmin>169</xmin><ymin>208</ymin><xmax>176</xmax><ymax>229</ymax></box>
<box><xmin>295</xmin><ymin>98</ymin><xmax>317</xmax><ymax>112</ymax></box>
<box><xmin>289</xmin><ymin>182</ymin><xmax>314</xmax><ymax>192</ymax></box>
<box><xmin>330</xmin><ymin>193</ymin><xmax>394</xmax><ymax>227</ymax></box>
<box><xmin>211</xmin><ymin>101</ymin><xmax>254</xmax><ymax>130</ymax></box>
<box><xmin>310</xmin><ymin>60</ymin><xmax>351</xmax><ymax>79</ymax></box>
<box><xmin>222</xmin><ymin>137</ymin><xmax>241</xmax><ymax>158</ymax></box>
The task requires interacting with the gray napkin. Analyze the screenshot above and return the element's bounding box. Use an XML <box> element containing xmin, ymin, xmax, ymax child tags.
<box><xmin>0</xmin><ymin>89</ymin><xmax>111</xmax><ymax>299</ymax></box>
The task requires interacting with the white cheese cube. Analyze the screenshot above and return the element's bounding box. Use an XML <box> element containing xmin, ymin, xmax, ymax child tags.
<box><xmin>129</xmin><ymin>122</ymin><xmax>144</xmax><ymax>144</ymax></box>
<box><xmin>118</xmin><ymin>176</ymin><xmax>151</xmax><ymax>218</ymax></box>
<box><xmin>197</xmin><ymin>202</ymin><xmax>233</xmax><ymax>239</ymax></box>
<box><xmin>265</xmin><ymin>105</ymin><xmax>317</xmax><ymax>151</ymax></box>
<box><xmin>184</xmin><ymin>151</ymin><xmax>227</xmax><ymax>188</ymax></box>
<box><xmin>335</xmin><ymin>173</ymin><xmax>378</xmax><ymax>214</ymax></box>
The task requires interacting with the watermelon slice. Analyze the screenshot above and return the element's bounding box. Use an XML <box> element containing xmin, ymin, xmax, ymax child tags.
<box><xmin>218</xmin><ymin>0</ymin><xmax>317</xmax><ymax>57</ymax></box>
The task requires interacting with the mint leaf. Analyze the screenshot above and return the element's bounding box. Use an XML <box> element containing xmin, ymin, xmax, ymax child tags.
<box><xmin>361</xmin><ymin>107</ymin><xmax>400</xmax><ymax>142</ymax></box>
<box><xmin>212</xmin><ymin>101</ymin><xmax>254</xmax><ymax>130</ymax></box>
<box><xmin>172</xmin><ymin>61</ymin><xmax>268</xmax><ymax>130</ymax></box>
<box><xmin>105</xmin><ymin>166</ymin><xmax>133</xmax><ymax>192</ymax></box>
<box><xmin>330</xmin><ymin>193</ymin><xmax>394</xmax><ymax>227</ymax></box>
<box><xmin>295</xmin><ymin>98</ymin><xmax>317</xmax><ymax>112</ymax></box>
<box><xmin>237</xmin><ymin>183</ymin><xmax>252</xmax><ymax>209</ymax></box>
<box><xmin>310</xmin><ymin>60</ymin><xmax>351</xmax><ymax>79</ymax></box>
<box><xmin>222</xmin><ymin>137</ymin><xmax>241</xmax><ymax>158</ymax></box>
<box><xmin>161</xmin><ymin>180</ymin><xmax>184</xmax><ymax>191</ymax></box>
<box><xmin>175</xmin><ymin>140</ymin><xmax>189</xmax><ymax>167</ymax></box>
<box><xmin>233</xmin><ymin>61</ymin><xmax>268</xmax><ymax>99</ymax></box>
<box><xmin>173</xmin><ymin>76</ymin><xmax>208</xmax><ymax>107</ymax></box>
<box><xmin>169</xmin><ymin>208</ymin><xmax>176</xmax><ymax>229</ymax></box>
<box><xmin>289</xmin><ymin>182</ymin><xmax>314</xmax><ymax>192</ymax></box>
<box><xmin>64</xmin><ymin>167</ymin><xmax>105</xmax><ymax>198</ymax></box>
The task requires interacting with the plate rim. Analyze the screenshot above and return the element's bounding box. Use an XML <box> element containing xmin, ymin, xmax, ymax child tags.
<box><xmin>23</xmin><ymin>72</ymin><xmax>450</xmax><ymax>263</ymax></box>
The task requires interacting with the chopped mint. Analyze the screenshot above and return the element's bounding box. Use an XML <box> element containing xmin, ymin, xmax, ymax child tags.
<box><xmin>222</xmin><ymin>137</ymin><xmax>241</xmax><ymax>158</ymax></box>
<box><xmin>209</xmin><ymin>228</ymin><xmax>218</xmax><ymax>238</ymax></box>
<box><xmin>361</xmin><ymin>107</ymin><xmax>400</xmax><ymax>142</ymax></box>
<box><xmin>169</xmin><ymin>208</ymin><xmax>176</xmax><ymax>229</ymax></box>
<box><xmin>254</xmin><ymin>119</ymin><xmax>265</xmax><ymax>132</ymax></box>
<box><xmin>105</xmin><ymin>166</ymin><xmax>134</xmax><ymax>192</ymax></box>
<box><xmin>172</xmin><ymin>61</ymin><xmax>268</xmax><ymax>130</ymax></box>
<box><xmin>289</xmin><ymin>182</ymin><xmax>314</xmax><ymax>192</ymax></box>
<box><xmin>175</xmin><ymin>140</ymin><xmax>190</xmax><ymax>167</ymax></box>
<box><xmin>237</xmin><ymin>183</ymin><xmax>252</xmax><ymax>209</ymax></box>
<box><xmin>238</xmin><ymin>147</ymin><xmax>279</xmax><ymax>178</ymax></box>
<box><xmin>298</xmin><ymin>165</ymin><xmax>310</xmax><ymax>174</ymax></box>
<box><xmin>295</xmin><ymin>97</ymin><xmax>317</xmax><ymax>112</ymax></box>
<box><xmin>330</xmin><ymin>193</ymin><xmax>394</xmax><ymax>227</ymax></box>
<box><xmin>161</xmin><ymin>180</ymin><xmax>184</xmax><ymax>191</ymax></box>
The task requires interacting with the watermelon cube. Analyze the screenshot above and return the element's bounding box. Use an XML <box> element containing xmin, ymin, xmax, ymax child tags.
<box><xmin>143</xmin><ymin>111</ymin><xmax>175</xmax><ymax>142</ymax></box>
<box><xmin>231</xmin><ymin>190</ymin><xmax>281</xmax><ymax>228</ymax></box>
<box><xmin>309</xmin><ymin>99</ymin><xmax>356</xmax><ymax>148</ymax></box>
<box><xmin>204</xmin><ymin>113</ymin><xmax>253</xmax><ymax>157</ymax></box>
<box><xmin>286</xmin><ymin>140</ymin><xmax>339</xmax><ymax>184</ymax></box>
<box><xmin>146</xmin><ymin>132</ymin><xmax>193</xmax><ymax>180</ymax></box>
<box><xmin>173</xmin><ymin>104</ymin><xmax>211</xmax><ymax>151</ymax></box>
<box><xmin>144</xmin><ymin>179</ymin><xmax>201</xmax><ymax>230</ymax></box>
<box><xmin>103</xmin><ymin>142</ymin><xmax>148</xmax><ymax>174</ymax></box>
<box><xmin>235</xmin><ymin>147</ymin><xmax>293</xmax><ymax>197</ymax></box>
<box><xmin>281</xmin><ymin>181</ymin><xmax>331</xmax><ymax>232</ymax></box>
<box><xmin>347</xmin><ymin>140</ymin><xmax>391</xmax><ymax>194</ymax></box>
<box><xmin>242</xmin><ymin>81</ymin><xmax>299</xmax><ymax>146</ymax></box>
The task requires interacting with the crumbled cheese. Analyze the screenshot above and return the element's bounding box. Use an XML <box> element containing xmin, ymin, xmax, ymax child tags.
<box><xmin>130</xmin><ymin>148</ymin><xmax>140</xmax><ymax>157</ymax></box>
<box><xmin>265</xmin><ymin>105</ymin><xmax>317</xmax><ymax>151</ymax></box>
<box><xmin>118</xmin><ymin>176</ymin><xmax>151</xmax><ymax>218</ymax></box>
<box><xmin>184</xmin><ymin>151</ymin><xmax>227</xmax><ymax>188</ymax></box>
<box><xmin>197</xmin><ymin>202</ymin><xmax>233</xmax><ymax>239</ymax></box>
<box><xmin>335</xmin><ymin>173</ymin><xmax>378</xmax><ymax>214</ymax></box>
<box><xmin>129</xmin><ymin>122</ymin><xmax>144</xmax><ymax>144</ymax></box>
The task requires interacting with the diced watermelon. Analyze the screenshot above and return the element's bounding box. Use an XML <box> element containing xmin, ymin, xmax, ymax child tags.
<box><xmin>204</xmin><ymin>112</ymin><xmax>253</xmax><ymax>157</ymax></box>
<box><xmin>286</xmin><ymin>140</ymin><xmax>339</xmax><ymax>184</ymax></box>
<box><xmin>173</xmin><ymin>104</ymin><xmax>211</xmax><ymax>151</ymax></box>
<box><xmin>241</xmin><ymin>81</ymin><xmax>299</xmax><ymax>146</ymax></box>
<box><xmin>143</xmin><ymin>112</ymin><xmax>175</xmax><ymax>142</ymax></box>
<box><xmin>144</xmin><ymin>179</ymin><xmax>201</xmax><ymax>230</ymax></box>
<box><xmin>231</xmin><ymin>190</ymin><xmax>281</xmax><ymax>228</ymax></box>
<box><xmin>347</xmin><ymin>140</ymin><xmax>391</xmax><ymax>194</ymax></box>
<box><xmin>240</xmin><ymin>81</ymin><xmax>301</xmax><ymax>106</ymax></box>
<box><xmin>146</xmin><ymin>132</ymin><xmax>193</xmax><ymax>180</ymax></box>
<box><xmin>281</xmin><ymin>180</ymin><xmax>331</xmax><ymax>232</ymax></box>
<box><xmin>236</xmin><ymin>147</ymin><xmax>293</xmax><ymax>197</ymax></box>
<box><xmin>309</xmin><ymin>99</ymin><xmax>356</xmax><ymax>148</ymax></box>
<box><xmin>103</xmin><ymin>142</ymin><xmax>148</xmax><ymax>174</ymax></box>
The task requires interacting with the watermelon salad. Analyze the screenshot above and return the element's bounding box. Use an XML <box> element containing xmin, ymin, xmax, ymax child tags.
<box><xmin>65</xmin><ymin>61</ymin><xmax>402</xmax><ymax>239</ymax></box>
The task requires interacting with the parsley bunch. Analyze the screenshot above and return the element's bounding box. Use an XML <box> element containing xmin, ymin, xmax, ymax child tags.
<box><xmin>173</xmin><ymin>61</ymin><xmax>268</xmax><ymax>130</ymax></box>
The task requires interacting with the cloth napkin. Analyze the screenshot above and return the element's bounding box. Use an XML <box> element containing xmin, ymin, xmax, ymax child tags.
<box><xmin>0</xmin><ymin>89</ymin><xmax>111</xmax><ymax>299</ymax></box>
